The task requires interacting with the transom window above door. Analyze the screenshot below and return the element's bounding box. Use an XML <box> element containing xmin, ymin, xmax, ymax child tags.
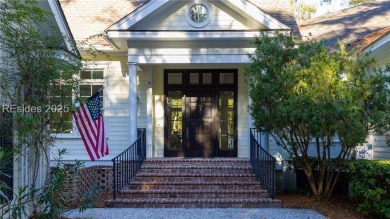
<box><xmin>166</xmin><ymin>71</ymin><xmax>235</xmax><ymax>86</ymax></box>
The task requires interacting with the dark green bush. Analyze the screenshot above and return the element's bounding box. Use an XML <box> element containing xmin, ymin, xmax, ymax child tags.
<box><xmin>348</xmin><ymin>160</ymin><xmax>390</xmax><ymax>218</ymax></box>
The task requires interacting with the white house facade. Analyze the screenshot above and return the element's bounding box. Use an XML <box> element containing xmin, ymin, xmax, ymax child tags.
<box><xmin>54</xmin><ymin>0</ymin><xmax>298</xmax><ymax>164</ymax></box>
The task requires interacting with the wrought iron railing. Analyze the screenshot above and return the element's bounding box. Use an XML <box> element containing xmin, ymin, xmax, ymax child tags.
<box><xmin>111</xmin><ymin>128</ymin><xmax>146</xmax><ymax>199</ymax></box>
<box><xmin>250</xmin><ymin>128</ymin><xmax>276</xmax><ymax>198</ymax></box>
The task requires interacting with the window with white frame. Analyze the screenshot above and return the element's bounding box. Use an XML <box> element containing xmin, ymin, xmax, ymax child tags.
<box><xmin>50</xmin><ymin>84</ymin><xmax>73</xmax><ymax>133</ymax></box>
<box><xmin>51</xmin><ymin>69</ymin><xmax>105</xmax><ymax>134</ymax></box>
<box><xmin>80</xmin><ymin>69</ymin><xmax>104</xmax><ymax>104</ymax></box>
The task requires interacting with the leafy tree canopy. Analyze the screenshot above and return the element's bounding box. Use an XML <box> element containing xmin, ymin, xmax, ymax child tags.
<box><xmin>245</xmin><ymin>33</ymin><xmax>390</xmax><ymax>200</ymax></box>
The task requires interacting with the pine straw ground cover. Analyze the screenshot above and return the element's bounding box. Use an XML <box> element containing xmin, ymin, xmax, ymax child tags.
<box><xmin>277</xmin><ymin>191</ymin><xmax>367</xmax><ymax>219</ymax></box>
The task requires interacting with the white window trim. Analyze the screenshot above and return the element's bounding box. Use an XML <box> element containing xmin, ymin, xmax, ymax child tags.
<box><xmin>54</xmin><ymin>64</ymin><xmax>108</xmax><ymax>139</ymax></box>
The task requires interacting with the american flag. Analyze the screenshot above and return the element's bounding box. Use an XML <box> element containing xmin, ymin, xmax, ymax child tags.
<box><xmin>73</xmin><ymin>92</ymin><xmax>109</xmax><ymax>161</ymax></box>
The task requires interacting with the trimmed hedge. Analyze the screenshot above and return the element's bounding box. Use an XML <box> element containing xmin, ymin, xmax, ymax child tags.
<box><xmin>348</xmin><ymin>160</ymin><xmax>390</xmax><ymax>218</ymax></box>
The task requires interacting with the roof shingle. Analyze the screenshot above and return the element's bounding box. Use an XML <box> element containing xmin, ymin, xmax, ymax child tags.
<box><xmin>59</xmin><ymin>0</ymin><xmax>147</xmax><ymax>46</ymax></box>
<box><xmin>299</xmin><ymin>0</ymin><xmax>390</xmax><ymax>49</ymax></box>
<box><xmin>60</xmin><ymin>0</ymin><xmax>298</xmax><ymax>49</ymax></box>
<box><xmin>249</xmin><ymin>0</ymin><xmax>299</xmax><ymax>35</ymax></box>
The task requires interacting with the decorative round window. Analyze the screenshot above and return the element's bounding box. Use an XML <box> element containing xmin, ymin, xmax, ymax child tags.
<box><xmin>189</xmin><ymin>4</ymin><xmax>208</xmax><ymax>23</ymax></box>
<box><xmin>185</xmin><ymin>1</ymin><xmax>212</xmax><ymax>28</ymax></box>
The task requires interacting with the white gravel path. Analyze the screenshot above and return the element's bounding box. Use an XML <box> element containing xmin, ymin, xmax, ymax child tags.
<box><xmin>63</xmin><ymin>208</ymin><xmax>326</xmax><ymax>219</ymax></box>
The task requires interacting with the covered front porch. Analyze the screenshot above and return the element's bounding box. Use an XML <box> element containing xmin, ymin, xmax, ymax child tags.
<box><xmin>109</xmin><ymin>31</ymin><xmax>279</xmax><ymax>158</ymax></box>
<box><xmin>130</xmin><ymin>64</ymin><xmax>251</xmax><ymax>158</ymax></box>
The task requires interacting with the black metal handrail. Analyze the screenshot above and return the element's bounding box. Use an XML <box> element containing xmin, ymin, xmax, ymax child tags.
<box><xmin>250</xmin><ymin>128</ymin><xmax>276</xmax><ymax>198</ymax></box>
<box><xmin>111</xmin><ymin>128</ymin><xmax>146</xmax><ymax>199</ymax></box>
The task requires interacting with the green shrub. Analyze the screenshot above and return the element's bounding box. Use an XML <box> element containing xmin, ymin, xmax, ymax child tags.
<box><xmin>348</xmin><ymin>160</ymin><xmax>390</xmax><ymax>218</ymax></box>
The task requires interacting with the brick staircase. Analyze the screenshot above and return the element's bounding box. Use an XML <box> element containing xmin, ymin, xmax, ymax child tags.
<box><xmin>106</xmin><ymin>158</ymin><xmax>281</xmax><ymax>208</ymax></box>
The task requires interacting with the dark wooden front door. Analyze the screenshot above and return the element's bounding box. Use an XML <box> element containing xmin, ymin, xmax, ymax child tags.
<box><xmin>185</xmin><ymin>88</ymin><xmax>216</xmax><ymax>157</ymax></box>
<box><xmin>164</xmin><ymin>69</ymin><xmax>237</xmax><ymax>157</ymax></box>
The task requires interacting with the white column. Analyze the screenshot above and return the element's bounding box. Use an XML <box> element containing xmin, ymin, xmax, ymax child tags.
<box><xmin>128</xmin><ymin>62</ymin><xmax>138</xmax><ymax>144</ymax></box>
<box><xmin>146</xmin><ymin>66</ymin><xmax>154</xmax><ymax>158</ymax></box>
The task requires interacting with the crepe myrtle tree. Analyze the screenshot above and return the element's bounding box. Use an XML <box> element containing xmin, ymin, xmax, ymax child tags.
<box><xmin>245</xmin><ymin>33</ymin><xmax>390</xmax><ymax>200</ymax></box>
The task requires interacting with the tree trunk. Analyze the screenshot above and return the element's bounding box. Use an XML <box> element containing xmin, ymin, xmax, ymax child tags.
<box><xmin>302</xmin><ymin>163</ymin><xmax>321</xmax><ymax>198</ymax></box>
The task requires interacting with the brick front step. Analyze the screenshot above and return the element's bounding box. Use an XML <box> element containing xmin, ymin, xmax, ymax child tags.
<box><xmin>117</xmin><ymin>189</ymin><xmax>270</xmax><ymax>199</ymax></box>
<box><xmin>141</xmin><ymin>163</ymin><xmax>251</xmax><ymax>168</ymax></box>
<box><xmin>143</xmin><ymin>158</ymin><xmax>250</xmax><ymax>163</ymax></box>
<box><xmin>141</xmin><ymin>159</ymin><xmax>251</xmax><ymax>167</ymax></box>
<box><xmin>106</xmin><ymin>197</ymin><xmax>281</xmax><ymax>208</ymax></box>
<box><xmin>106</xmin><ymin>158</ymin><xmax>280</xmax><ymax>208</ymax></box>
<box><xmin>132</xmin><ymin>175</ymin><xmax>257</xmax><ymax>183</ymax></box>
<box><xmin>136</xmin><ymin>172</ymin><xmax>256</xmax><ymax>177</ymax></box>
<box><xmin>128</xmin><ymin>181</ymin><xmax>263</xmax><ymax>190</ymax></box>
<box><xmin>140</xmin><ymin>166</ymin><xmax>253</xmax><ymax>174</ymax></box>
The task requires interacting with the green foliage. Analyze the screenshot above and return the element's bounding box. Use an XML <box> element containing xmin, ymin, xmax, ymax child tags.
<box><xmin>0</xmin><ymin>149</ymin><xmax>12</xmax><ymax>203</ymax></box>
<box><xmin>1</xmin><ymin>148</ymin><xmax>31</xmax><ymax>218</ymax></box>
<box><xmin>0</xmin><ymin>0</ymin><xmax>103</xmax><ymax>218</ymax></box>
<box><xmin>350</xmin><ymin>0</ymin><xmax>374</xmax><ymax>6</ymax></box>
<box><xmin>348</xmin><ymin>160</ymin><xmax>390</xmax><ymax>218</ymax></box>
<box><xmin>10</xmin><ymin>186</ymin><xmax>30</xmax><ymax>219</ymax></box>
<box><xmin>1</xmin><ymin>149</ymin><xmax>100</xmax><ymax>219</ymax></box>
<box><xmin>245</xmin><ymin>33</ymin><xmax>390</xmax><ymax>200</ymax></box>
<box><xmin>35</xmin><ymin>149</ymin><xmax>85</xmax><ymax>218</ymax></box>
<box><xmin>0</xmin><ymin>0</ymin><xmax>82</xmax><ymax>136</ymax></box>
<box><xmin>295</xmin><ymin>3</ymin><xmax>317</xmax><ymax>20</ymax></box>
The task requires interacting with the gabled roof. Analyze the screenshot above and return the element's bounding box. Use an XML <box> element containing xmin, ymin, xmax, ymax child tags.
<box><xmin>47</xmin><ymin>0</ymin><xmax>80</xmax><ymax>57</ymax></box>
<box><xmin>106</xmin><ymin>0</ymin><xmax>293</xmax><ymax>32</ymax></box>
<box><xmin>299</xmin><ymin>0</ymin><xmax>390</xmax><ymax>49</ymax></box>
<box><xmin>250</xmin><ymin>0</ymin><xmax>299</xmax><ymax>36</ymax></box>
<box><xmin>352</xmin><ymin>26</ymin><xmax>390</xmax><ymax>54</ymax></box>
<box><xmin>59</xmin><ymin>0</ymin><xmax>298</xmax><ymax>50</ymax></box>
<box><xmin>35</xmin><ymin>0</ymin><xmax>80</xmax><ymax>57</ymax></box>
<box><xmin>59</xmin><ymin>0</ymin><xmax>148</xmax><ymax>48</ymax></box>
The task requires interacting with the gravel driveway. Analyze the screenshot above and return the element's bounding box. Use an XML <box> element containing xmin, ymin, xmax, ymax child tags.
<box><xmin>63</xmin><ymin>208</ymin><xmax>326</xmax><ymax>219</ymax></box>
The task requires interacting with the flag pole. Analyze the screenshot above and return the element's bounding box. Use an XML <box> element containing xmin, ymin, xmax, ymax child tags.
<box><xmin>98</xmin><ymin>86</ymin><xmax>104</xmax><ymax>92</ymax></box>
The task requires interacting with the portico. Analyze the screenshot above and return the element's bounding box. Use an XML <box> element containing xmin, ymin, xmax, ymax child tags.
<box><xmin>55</xmin><ymin>0</ymin><xmax>298</xmax><ymax>161</ymax></box>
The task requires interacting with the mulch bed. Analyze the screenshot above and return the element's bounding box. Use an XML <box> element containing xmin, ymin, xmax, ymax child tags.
<box><xmin>276</xmin><ymin>191</ymin><xmax>367</xmax><ymax>219</ymax></box>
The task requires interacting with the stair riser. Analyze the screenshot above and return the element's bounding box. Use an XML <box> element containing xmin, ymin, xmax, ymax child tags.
<box><xmin>139</xmin><ymin>169</ymin><xmax>253</xmax><ymax>174</ymax></box>
<box><xmin>128</xmin><ymin>184</ymin><xmax>262</xmax><ymax>190</ymax></box>
<box><xmin>107</xmin><ymin>202</ymin><xmax>281</xmax><ymax>208</ymax></box>
<box><xmin>132</xmin><ymin>176</ymin><xmax>257</xmax><ymax>183</ymax></box>
<box><xmin>117</xmin><ymin>193</ymin><xmax>270</xmax><ymax>199</ymax></box>
<box><xmin>106</xmin><ymin>159</ymin><xmax>279</xmax><ymax>209</ymax></box>
<box><xmin>142</xmin><ymin>162</ymin><xmax>251</xmax><ymax>166</ymax></box>
<box><xmin>142</xmin><ymin>163</ymin><xmax>251</xmax><ymax>167</ymax></box>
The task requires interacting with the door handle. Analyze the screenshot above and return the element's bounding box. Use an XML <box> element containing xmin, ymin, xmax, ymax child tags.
<box><xmin>186</xmin><ymin>127</ymin><xmax>189</xmax><ymax>139</ymax></box>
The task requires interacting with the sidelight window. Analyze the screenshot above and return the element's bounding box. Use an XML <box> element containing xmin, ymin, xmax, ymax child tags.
<box><xmin>219</xmin><ymin>91</ymin><xmax>235</xmax><ymax>150</ymax></box>
<box><xmin>166</xmin><ymin>91</ymin><xmax>183</xmax><ymax>150</ymax></box>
